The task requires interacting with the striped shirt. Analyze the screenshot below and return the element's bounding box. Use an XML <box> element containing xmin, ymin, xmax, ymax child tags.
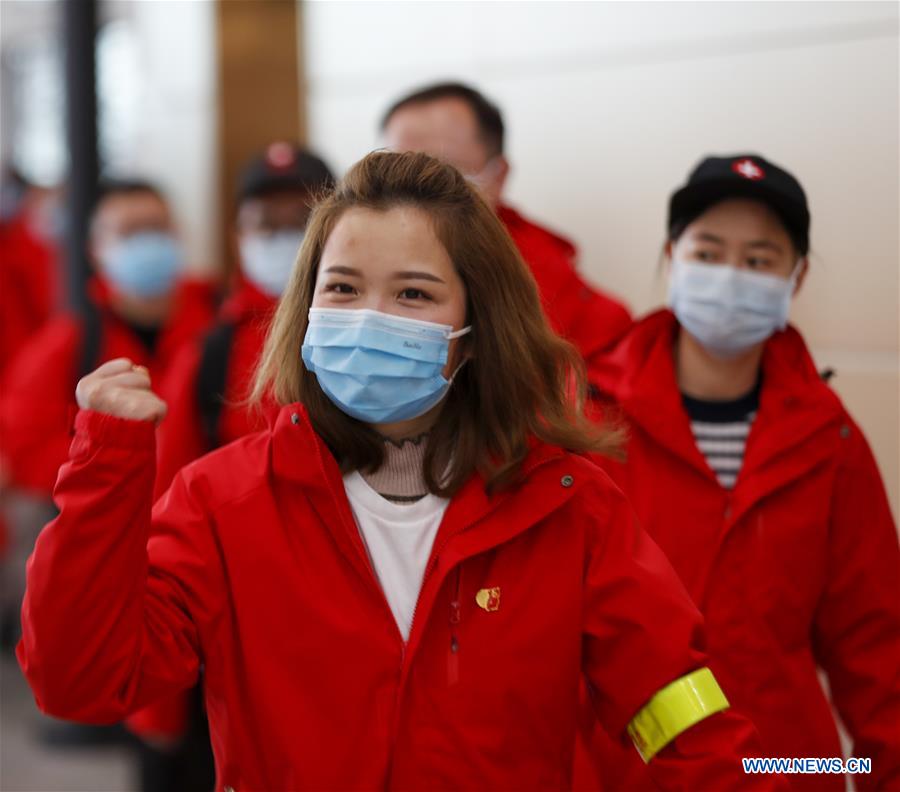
<box><xmin>682</xmin><ymin>380</ymin><xmax>761</xmax><ymax>490</ymax></box>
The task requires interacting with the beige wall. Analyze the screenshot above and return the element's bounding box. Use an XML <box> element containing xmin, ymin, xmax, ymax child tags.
<box><xmin>303</xmin><ymin>1</ymin><xmax>899</xmax><ymax>517</ymax></box>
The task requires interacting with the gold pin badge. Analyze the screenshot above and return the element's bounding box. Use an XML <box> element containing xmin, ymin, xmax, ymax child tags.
<box><xmin>475</xmin><ymin>587</ymin><xmax>501</xmax><ymax>612</ymax></box>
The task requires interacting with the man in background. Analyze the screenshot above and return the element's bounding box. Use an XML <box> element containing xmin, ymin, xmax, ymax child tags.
<box><xmin>381</xmin><ymin>81</ymin><xmax>632</xmax><ymax>362</ymax></box>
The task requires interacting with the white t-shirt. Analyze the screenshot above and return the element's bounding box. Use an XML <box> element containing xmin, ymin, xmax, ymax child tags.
<box><xmin>343</xmin><ymin>471</ymin><xmax>450</xmax><ymax>641</ymax></box>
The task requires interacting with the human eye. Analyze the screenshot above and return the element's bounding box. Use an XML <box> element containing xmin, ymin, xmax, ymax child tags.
<box><xmin>398</xmin><ymin>287</ymin><xmax>432</xmax><ymax>301</ymax></box>
<box><xmin>692</xmin><ymin>249</ymin><xmax>720</xmax><ymax>263</ymax></box>
<box><xmin>324</xmin><ymin>282</ymin><xmax>357</xmax><ymax>296</ymax></box>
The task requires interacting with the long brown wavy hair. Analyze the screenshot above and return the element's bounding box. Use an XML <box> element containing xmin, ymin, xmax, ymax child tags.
<box><xmin>252</xmin><ymin>150</ymin><xmax>621</xmax><ymax>496</ymax></box>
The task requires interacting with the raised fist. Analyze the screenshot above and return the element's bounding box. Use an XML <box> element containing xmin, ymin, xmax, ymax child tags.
<box><xmin>75</xmin><ymin>358</ymin><xmax>168</xmax><ymax>424</ymax></box>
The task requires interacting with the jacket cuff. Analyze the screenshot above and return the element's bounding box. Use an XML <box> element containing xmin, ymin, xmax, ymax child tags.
<box><xmin>72</xmin><ymin>410</ymin><xmax>156</xmax><ymax>451</ymax></box>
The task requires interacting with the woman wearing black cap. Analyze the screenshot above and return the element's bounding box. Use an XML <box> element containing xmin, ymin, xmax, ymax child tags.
<box><xmin>580</xmin><ymin>154</ymin><xmax>900</xmax><ymax>791</ymax></box>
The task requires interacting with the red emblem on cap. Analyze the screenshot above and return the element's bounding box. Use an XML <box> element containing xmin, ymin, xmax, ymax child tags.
<box><xmin>732</xmin><ymin>158</ymin><xmax>764</xmax><ymax>180</ymax></box>
<box><xmin>266</xmin><ymin>142</ymin><xmax>296</xmax><ymax>171</ymax></box>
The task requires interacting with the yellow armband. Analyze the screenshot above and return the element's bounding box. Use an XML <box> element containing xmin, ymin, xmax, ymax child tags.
<box><xmin>627</xmin><ymin>667</ymin><xmax>729</xmax><ymax>763</ymax></box>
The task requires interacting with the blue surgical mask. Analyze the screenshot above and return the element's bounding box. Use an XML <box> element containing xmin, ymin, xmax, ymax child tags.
<box><xmin>668</xmin><ymin>259</ymin><xmax>798</xmax><ymax>358</ymax></box>
<box><xmin>102</xmin><ymin>231</ymin><xmax>183</xmax><ymax>297</ymax></box>
<box><xmin>301</xmin><ymin>308</ymin><xmax>472</xmax><ymax>424</ymax></box>
<box><xmin>239</xmin><ymin>230</ymin><xmax>305</xmax><ymax>298</ymax></box>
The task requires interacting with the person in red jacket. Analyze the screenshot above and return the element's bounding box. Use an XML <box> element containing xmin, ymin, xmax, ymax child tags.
<box><xmin>19</xmin><ymin>151</ymin><xmax>779</xmax><ymax>791</ymax></box>
<box><xmin>381</xmin><ymin>81</ymin><xmax>632</xmax><ymax>362</ymax></box>
<box><xmin>127</xmin><ymin>143</ymin><xmax>335</xmax><ymax>791</ymax></box>
<box><xmin>0</xmin><ymin>169</ymin><xmax>63</xmax><ymax>634</ymax></box>
<box><xmin>154</xmin><ymin>142</ymin><xmax>335</xmax><ymax>498</ymax></box>
<box><xmin>582</xmin><ymin>154</ymin><xmax>900</xmax><ymax>790</ymax></box>
<box><xmin>0</xmin><ymin>179</ymin><xmax>214</xmax><ymax>663</ymax></box>
<box><xmin>0</xmin><ymin>178</ymin><xmax>215</xmax><ymax>499</ymax></box>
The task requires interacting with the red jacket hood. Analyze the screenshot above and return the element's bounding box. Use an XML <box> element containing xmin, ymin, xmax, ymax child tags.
<box><xmin>268</xmin><ymin>403</ymin><xmax>572</xmax><ymax>504</ymax></box>
<box><xmin>589</xmin><ymin>309</ymin><xmax>845</xmax><ymax>484</ymax></box>
<box><xmin>591</xmin><ymin>308</ymin><xmax>839</xmax><ymax>412</ymax></box>
<box><xmin>210</xmin><ymin>404</ymin><xmax>597</xmax><ymax>593</ymax></box>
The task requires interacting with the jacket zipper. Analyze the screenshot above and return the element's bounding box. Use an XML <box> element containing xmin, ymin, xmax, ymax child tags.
<box><xmin>403</xmin><ymin>452</ymin><xmax>566</xmax><ymax>671</ymax></box>
<box><xmin>385</xmin><ymin>454</ymin><xmax>568</xmax><ymax>784</ymax></box>
<box><xmin>448</xmin><ymin>566</ymin><xmax>462</xmax><ymax>686</ymax></box>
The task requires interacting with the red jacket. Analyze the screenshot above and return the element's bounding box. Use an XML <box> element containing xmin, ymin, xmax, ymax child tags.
<box><xmin>154</xmin><ymin>280</ymin><xmax>280</xmax><ymax>499</ymax></box>
<box><xmin>498</xmin><ymin>205</ymin><xmax>632</xmax><ymax>360</ymax></box>
<box><xmin>0</xmin><ymin>213</ymin><xmax>60</xmax><ymax>376</ymax></box>
<box><xmin>127</xmin><ymin>280</ymin><xmax>279</xmax><ymax>740</ymax></box>
<box><xmin>19</xmin><ymin>405</ymin><xmax>778</xmax><ymax>791</ymax></box>
<box><xmin>582</xmin><ymin>310</ymin><xmax>900</xmax><ymax>791</ymax></box>
<box><xmin>0</xmin><ymin>278</ymin><xmax>215</xmax><ymax>496</ymax></box>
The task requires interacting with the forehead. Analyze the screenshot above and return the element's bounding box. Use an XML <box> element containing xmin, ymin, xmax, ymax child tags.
<box><xmin>684</xmin><ymin>198</ymin><xmax>792</xmax><ymax>246</ymax></box>
<box><xmin>94</xmin><ymin>191</ymin><xmax>169</xmax><ymax>230</ymax></box>
<box><xmin>384</xmin><ymin>97</ymin><xmax>487</xmax><ymax>169</ymax></box>
<box><xmin>320</xmin><ymin>206</ymin><xmax>454</xmax><ymax>272</ymax></box>
<box><xmin>238</xmin><ymin>190</ymin><xmax>312</xmax><ymax>221</ymax></box>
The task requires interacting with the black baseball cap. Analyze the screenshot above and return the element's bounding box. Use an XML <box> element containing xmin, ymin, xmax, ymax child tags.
<box><xmin>668</xmin><ymin>154</ymin><xmax>810</xmax><ymax>254</ymax></box>
<box><xmin>238</xmin><ymin>142</ymin><xmax>335</xmax><ymax>202</ymax></box>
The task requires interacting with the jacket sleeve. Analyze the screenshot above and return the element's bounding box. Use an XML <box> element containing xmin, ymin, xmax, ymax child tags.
<box><xmin>581</xmin><ymin>477</ymin><xmax>781</xmax><ymax>791</ymax></box>
<box><xmin>812</xmin><ymin>419</ymin><xmax>900</xmax><ymax>790</ymax></box>
<box><xmin>16</xmin><ymin>409</ymin><xmax>223</xmax><ymax>723</ymax></box>
<box><xmin>126</xmin><ymin>343</ymin><xmax>208</xmax><ymax>742</ymax></box>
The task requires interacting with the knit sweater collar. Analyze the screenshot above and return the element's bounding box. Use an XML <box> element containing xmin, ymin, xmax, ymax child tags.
<box><xmin>361</xmin><ymin>434</ymin><xmax>429</xmax><ymax>504</ymax></box>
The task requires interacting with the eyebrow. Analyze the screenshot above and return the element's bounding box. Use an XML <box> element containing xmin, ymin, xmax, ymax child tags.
<box><xmin>745</xmin><ymin>240</ymin><xmax>785</xmax><ymax>253</ymax></box>
<box><xmin>323</xmin><ymin>265</ymin><xmax>363</xmax><ymax>276</ymax></box>
<box><xmin>392</xmin><ymin>270</ymin><xmax>445</xmax><ymax>284</ymax></box>
<box><xmin>693</xmin><ymin>232</ymin><xmax>726</xmax><ymax>245</ymax></box>
<box><xmin>692</xmin><ymin>233</ymin><xmax>785</xmax><ymax>254</ymax></box>
<box><xmin>323</xmin><ymin>265</ymin><xmax>445</xmax><ymax>284</ymax></box>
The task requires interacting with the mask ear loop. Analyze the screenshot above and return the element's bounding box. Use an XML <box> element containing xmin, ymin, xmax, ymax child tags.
<box><xmin>445</xmin><ymin>325</ymin><xmax>473</xmax><ymax>384</ymax></box>
<box><xmin>447</xmin><ymin>359</ymin><xmax>469</xmax><ymax>384</ymax></box>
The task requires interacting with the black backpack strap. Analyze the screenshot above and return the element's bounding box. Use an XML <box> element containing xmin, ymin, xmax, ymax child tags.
<box><xmin>77</xmin><ymin>301</ymin><xmax>104</xmax><ymax>380</ymax></box>
<box><xmin>196</xmin><ymin>319</ymin><xmax>237</xmax><ymax>451</ymax></box>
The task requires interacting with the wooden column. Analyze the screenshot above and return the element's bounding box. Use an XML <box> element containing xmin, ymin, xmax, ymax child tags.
<box><xmin>215</xmin><ymin>0</ymin><xmax>305</xmax><ymax>280</ymax></box>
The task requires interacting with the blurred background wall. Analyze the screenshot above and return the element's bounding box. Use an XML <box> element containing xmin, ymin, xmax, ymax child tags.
<box><xmin>303</xmin><ymin>0</ymin><xmax>900</xmax><ymax>516</ymax></box>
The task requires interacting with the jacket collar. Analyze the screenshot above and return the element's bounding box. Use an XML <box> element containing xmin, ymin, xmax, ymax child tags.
<box><xmin>590</xmin><ymin>310</ymin><xmax>710</xmax><ymax>476</ymax></box>
<box><xmin>591</xmin><ymin>310</ymin><xmax>844</xmax><ymax>513</ymax></box>
<box><xmin>271</xmin><ymin>404</ymin><xmax>577</xmax><ymax>539</ymax></box>
<box><xmin>85</xmin><ymin>276</ymin><xmax>214</xmax><ymax>356</ymax></box>
<box><xmin>271</xmin><ymin>404</ymin><xmax>594</xmax><ymax>694</ymax></box>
